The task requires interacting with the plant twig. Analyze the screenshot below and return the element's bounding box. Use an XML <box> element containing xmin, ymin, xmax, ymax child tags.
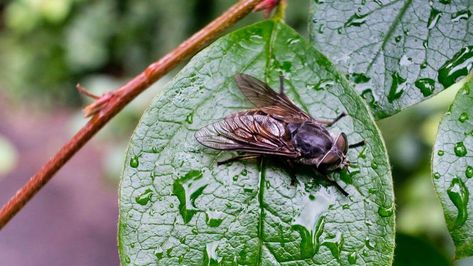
<box><xmin>0</xmin><ymin>0</ymin><xmax>262</xmax><ymax>229</ymax></box>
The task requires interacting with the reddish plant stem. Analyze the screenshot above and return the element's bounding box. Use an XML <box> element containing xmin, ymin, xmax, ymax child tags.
<box><xmin>0</xmin><ymin>0</ymin><xmax>262</xmax><ymax>229</ymax></box>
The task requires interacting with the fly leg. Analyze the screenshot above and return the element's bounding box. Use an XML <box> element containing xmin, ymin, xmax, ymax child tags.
<box><xmin>349</xmin><ymin>140</ymin><xmax>365</xmax><ymax>149</ymax></box>
<box><xmin>278</xmin><ymin>72</ymin><xmax>285</xmax><ymax>95</ymax></box>
<box><xmin>282</xmin><ymin>159</ymin><xmax>298</xmax><ymax>186</ymax></box>
<box><xmin>312</xmin><ymin>168</ymin><xmax>348</xmax><ymax>196</ymax></box>
<box><xmin>313</xmin><ymin>112</ymin><xmax>347</xmax><ymax>127</ymax></box>
<box><xmin>325</xmin><ymin>177</ymin><xmax>349</xmax><ymax>196</ymax></box>
<box><xmin>217</xmin><ymin>154</ymin><xmax>260</xmax><ymax>165</ymax></box>
<box><xmin>325</xmin><ymin>112</ymin><xmax>347</xmax><ymax>127</ymax></box>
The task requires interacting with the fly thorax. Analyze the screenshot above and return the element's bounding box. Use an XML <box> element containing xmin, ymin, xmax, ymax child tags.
<box><xmin>289</xmin><ymin>122</ymin><xmax>333</xmax><ymax>158</ymax></box>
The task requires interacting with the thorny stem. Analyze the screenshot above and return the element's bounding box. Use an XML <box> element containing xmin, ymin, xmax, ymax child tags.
<box><xmin>0</xmin><ymin>0</ymin><xmax>262</xmax><ymax>229</ymax></box>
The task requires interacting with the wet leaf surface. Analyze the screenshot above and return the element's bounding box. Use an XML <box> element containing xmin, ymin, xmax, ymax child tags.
<box><xmin>119</xmin><ymin>20</ymin><xmax>394</xmax><ymax>265</ymax></box>
<box><xmin>310</xmin><ymin>0</ymin><xmax>473</xmax><ymax>119</ymax></box>
<box><xmin>433</xmin><ymin>77</ymin><xmax>473</xmax><ymax>258</ymax></box>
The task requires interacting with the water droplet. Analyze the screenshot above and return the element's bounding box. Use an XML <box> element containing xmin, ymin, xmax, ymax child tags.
<box><xmin>130</xmin><ymin>156</ymin><xmax>139</xmax><ymax>168</ymax></box>
<box><xmin>399</xmin><ymin>55</ymin><xmax>413</xmax><ymax>66</ymax></box>
<box><xmin>368</xmin><ymin>187</ymin><xmax>378</xmax><ymax>194</ymax></box>
<box><xmin>394</xmin><ymin>35</ymin><xmax>402</xmax><ymax>43</ymax></box>
<box><xmin>439</xmin><ymin>0</ymin><xmax>451</xmax><ymax>4</ymax></box>
<box><xmin>203</xmin><ymin>241</ymin><xmax>222</xmax><ymax>265</ymax></box>
<box><xmin>378</xmin><ymin>203</ymin><xmax>394</xmax><ymax>217</ymax></box>
<box><xmin>365</xmin><ymin>237</ymin><xmax>376</xmax><ymax>250</ymax></box>
<box><xmin>291</xmin><ymin>188</ymin><xmax>334</xmax><ymax>258</ymax></box>
<box><xmin>371</xmin><ymin>161</ymin><xmax>378</xmax><ymax>170</ymax></box>
<box><xmin>459</xmin><ymin>112</ymin><xmax>469</xmax><ymax>123</ymax></box>
<box><xmin>232</xmin><ymin>175</ymin><xmax>238</xmax><ymax>181</ymax></box>
<box><xmin>454</xmin><ymin>142</ymin><xmax>467</xmax><ymax>157</ymax></box>
<box><xmin>466</xmin><ymin>166</ymin><xmax>473</xmax><ymax>178</ymax></box>
<box><xmin>420</xmin><ymin>61</ymin><xmax>428</xmax><ymax>69</ymax></box>
<box><xmin>241</xmin><ymin>169</ymin><xmax>248</xmax><ymax>176</ymax></box>
<box><xmin>124</xmin><ymin>255</ymin><xmax>131</xmax><ymax>264</ymax></box>
<box><xmin>438</xmin><ymin>150</ymin><xmax>445</xmax><ymax>156</ymax></box>
<box><xmin>433</xmin><ymin>172</ymin><xmax>441</xmax><ymax>179</ymax></box>
<box><xmin>427</xmin><ymin>8</ymin><xmax>442</xmax><ymax>29</ymax></box>
<box><xmin>451</xmin><ymin>9</ymin><xmax>471</xmax><ymax>22</ymax></box>
<box><xmin>348</xmin><ymin>251</ymin><xmax>358</xmax><ymax>264</ymax></box>
<box><xmin>185</xmin><ymin>112</ymin><xmax>193</xmax><ymax>124</ymax></box>
<box><xmin>314</xmin><ymin>79</ymin><xmax>334</xmax><ymax>91</ymax></box>
<box><xmin>321</xmin><ymin>232</ymin><xmax>344</xmax><ymax>260</ymax></box>
<box><xmin>415</xmin><ymin>78</ymin><xmax>435</xmax><ymax>97</ymax></box>
<box><xmin>387</xmin><ymin>72</ymin><xmax>406</xmax><ymax>103</ymax></box>
<box><xmin>337</xmin><ymin>27</ymin><xmax>344</xmax><ymax>34</ymax></box>
<box><xmin>349</xmin><ymin>73</ymin><xmax>371</xmax><ymax>84</ymax></box>
<box><xmin>318</xmin><ymin>24</ymin><xmax>325</xmax><ymax>33</ymax></box>
<box><xmin>172</xmin><ymin>170</ymin><xmax>208</xmax><ymax>223</ymax></box>
<box><xmin>155</xmin><ymin>247</ymin><xmax>164</xmax><ymax>259</ymax></box>
<box><xmin>287</xmin><ymin>38</ymin><xmax>301</xmax><ymax>46</ymax></box>
<box><xmin>447</xmin><ymin>177</ymin><xmax>469</xmax><ymax>228</ymax></box>
<box><xmin>438</xmin><ymin>46</ymin><xmax>473</xmax><ymax>88</ymax></box>
<box><xmin>342</xmin><ymin>204</ymin><xmax>350</xmax><ymax>209</ymax></box>
<box><xmin>423</xmin><ymin>40</ymin><xmax>429</xmax><ymax>49</ymax></box>
<box><xmin>135</xmin><ymin>188</ymin><xmax>153</xmax><ymax>205</ymax></box>
<box><xmin>344</xmin><ymin>12</ymin><xmax>368</xmax><ymax>27</ymax></box>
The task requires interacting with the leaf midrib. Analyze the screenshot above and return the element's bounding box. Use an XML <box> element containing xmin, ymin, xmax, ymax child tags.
<box><xmin>366</xmin><ymin>0</ymin><xmax>413</xmax><ymax>73</ymax></box>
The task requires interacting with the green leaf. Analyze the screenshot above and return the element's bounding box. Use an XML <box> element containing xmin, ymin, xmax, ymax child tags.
<box><xmin>432</xmin><ymin>76</ymin><xmax>473</xmax><ymax>258</ymax></box>
<box><xmin>393</xmin><ymin>233</ymin><xmax>451</xmax><ymax>266</ymax></box>
<box><xmin>119</xmin><ymin>20</ymin><xmax>394</xmax><ymax>265</ymax></box>
<box><xmin>310</xmin><ymin>0</ymin><xmax>473</xmax><ymax>119</ymax></box>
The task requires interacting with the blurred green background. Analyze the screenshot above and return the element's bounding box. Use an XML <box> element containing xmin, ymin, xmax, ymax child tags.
<box><xmin>0</xmin><ymin>0</ymin><xmax>467</xmax><ymax>265</ymax></box>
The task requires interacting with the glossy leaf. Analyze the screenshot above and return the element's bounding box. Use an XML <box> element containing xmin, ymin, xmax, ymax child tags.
<box><xmin>310</xmin><ymin>0</ymin><xmax>473</xmax><ymax>119</ymax></box>
<box><xmin>119</xmin><ymin>20</ymin><xmax>394</xmax><ymax>265</ymax></box>
<box><xmin>432</xmin><ymin>77</ymin><xmax>473</xmax><ymax>258</ymax></box>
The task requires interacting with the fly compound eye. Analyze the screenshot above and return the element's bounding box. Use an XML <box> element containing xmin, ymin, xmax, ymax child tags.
<box><xmin>335</xmin><ymin>132</ymin><xmax>348</xmax><ymax>154</ymax></box>
<box><xmin>317</xmin><ymin>150</ymin><xmax>341</xmax><ymax>169</ymax></box>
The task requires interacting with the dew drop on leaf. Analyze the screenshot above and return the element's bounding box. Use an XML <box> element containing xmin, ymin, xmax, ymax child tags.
<box><xmin>291</xmin><ymin>188</ymin><xmax>333</xmax><ymax>258</ymax></box>
<box><xmin>427</xmin><ymin>8</ymin><xmax>442</xmax><ymax>30</ymax></box>
<box><xmin>458</xmin><ymin>112</ymin><xmax>469</xmax><ymax>123</ymax></box>
<box><xmin>348</xmin><ymin>251</ymin><xmax>358</xmax><ymax>264</ymax></box>
<box><xmin>466</xmin><ymin>166</ymin><xmax>473</xmax><ymax>178</ymax></box>
<box><xmin>365</xmin><ymin>237</ymin><xmax>376</xmax><ymax>250</ymax></box>
<box><xmin>203</xmin><ymin>241</ymin><xmax>222</xmax><ymax>265</ymax></box>
<box><xmin>321</xmin><ymin>232</ymin><xmax>344</xmax><ymax>261</ymax></box>
<box><xmin>205</xmin><ymin>211</ymin><xmax>224</xmax><ymax>227</ymax></box>
<box><xmin>135</xmin><ymin>188</ymin><xmax>153</xmax><ymax>205</ymax></box>
<box><xmin>447</xmin><ymin>177</ymin><xmax>469</xmax><ymax>228</ymax></box>
<box><xmin>185</xmin><ymin>112</ymin><xmax>194</xmax><ymax>124</ymax></box>
<box><xmin>130</xmin><ymin>156</ymin><xmax>139</xmax><ymax>168</ymax></box>
<box><xmin>451</xmin><ymin>10</ymin><xmax>471</xmax><ymax>22</ymax></box>
<box><xmin>454</xmin><ymin>142</ymin><xmax>467</xmax><ymax>157</ymax></box>
<box><xmin>387</xmin><ymin>72</ymin><xmax>406</xmax><ymax>103</ymax></box>
<box><xmin>438</xmin><ymin>150</ymin><xmax>445</xmax><ymax>156</ymax></box>
<box><xmin>172</xmin><ymin>170</ymin><xmax>208</xmax><ymax>223</ymax></box>
<box><xmin>378</xmin><ymin>203</ymin><xmax>394</xmax><ymax>217</ymax></box>
<box><xmin>344</xmin><ymin>12</ymin><xmax>368</xmax><ymax>28</ymax></box>
<box><xmin>154</xmin><ymin>247</ymin><xmax>164</xmax><ymax>260</ymax></box>
<box><xmin>433</xmin><ymin>172</ymin><xmax>441</xmax><ymax>179</ymax></box>
<box><xmin>314</xmin><ymin>79</ymin><xmax>334</xmax><ymax>91</ymax></box>
<box><xmin>415</xmin><ymin>78</ymin><xmax>435</xmax><ymax>97</ymax></box>
<box><xmin>371</xmin><ymin>161</ymin><xmax>378</xmax><ymax>170</ymax></box>
<box><xmin>438</xmin><ymin>46</ymin><xmax>473</xmax><ymax>88</ymax></box>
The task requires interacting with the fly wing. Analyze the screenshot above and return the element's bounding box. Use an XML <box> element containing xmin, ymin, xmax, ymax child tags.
<box><xmin>235</xmin><ymin>73</ymin><xmax>310</xmax><ymax>120</ymax></box>
<box><xmin>195</xmin><ymin>113</ymin><xmax>300</xmax><ymax>157</ymax></box>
